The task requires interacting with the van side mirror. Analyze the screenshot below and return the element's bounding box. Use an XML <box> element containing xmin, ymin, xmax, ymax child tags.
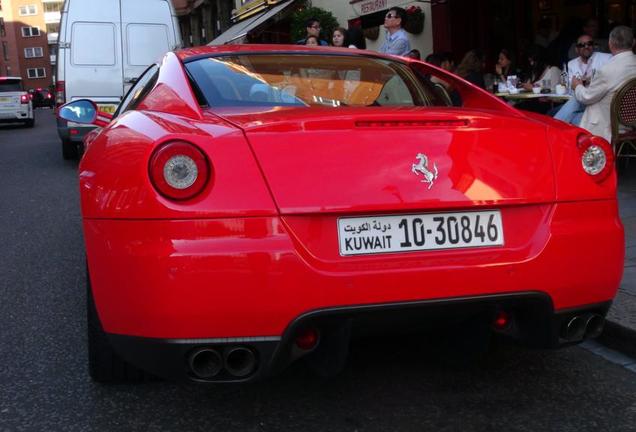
<box><xmin>57</xmin><ymin>99</ymin><xmax>98</xmax><ymax>124</ymax></box>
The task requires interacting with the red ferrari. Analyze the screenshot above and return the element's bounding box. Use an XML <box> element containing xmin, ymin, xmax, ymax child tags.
<box><xmin>58</xmin><ymin>45</ymin><xmax>624</xmax><ymax>384</ymax></box>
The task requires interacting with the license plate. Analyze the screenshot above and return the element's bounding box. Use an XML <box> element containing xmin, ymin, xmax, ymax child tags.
<box><xmin>97</xmin><ymin>104</ymin><xmax>117</xmax><ymax>114</ymax></box>
<box><xmin>0</xmin><ymin>97</ymin><xmax>12</xmax><ymax>103</ymax></box>
<box><xmin>338</xmin><ymin>211</ymin><xmax>504</xmax><ymax>256</ymax></box>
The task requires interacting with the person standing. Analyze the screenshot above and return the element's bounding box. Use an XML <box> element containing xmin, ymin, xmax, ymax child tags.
<box><xmin>379</xmin><ymin>7</ymin><xmax>411</xmax><ymax>57</ymax></box>
<box><xmin>297</xmin><ymin>18</ymin><xmax>329</xmax><ymax>46</ymax></box>
<box><xmin>331</xmin><ymin>28</ymin><xmax>348</xmax><ymax>47</ymax></box>
<box><xmin>554</xmin><ymin>34</ymin><xmax>612</xmax><ymax>124</ymax></box>
<box><xmin>573</xmin><ymin>25</ymin><xmax>636</xmax><ymax>142</ymax></box>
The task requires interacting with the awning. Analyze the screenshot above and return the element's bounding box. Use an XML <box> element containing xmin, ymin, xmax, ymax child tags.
<box><xmin>209</xmin><ymin>0</ymin><xmax>295</xmax><ymax>45</ymax></box>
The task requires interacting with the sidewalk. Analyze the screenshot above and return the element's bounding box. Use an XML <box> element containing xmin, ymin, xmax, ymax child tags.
<box><xmin>600</xmin><ymin>166</ymin><xmax>636</xmax><ymax>357</ymax></box>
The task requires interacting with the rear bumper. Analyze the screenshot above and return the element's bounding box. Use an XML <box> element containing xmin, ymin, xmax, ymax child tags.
<box><xmin>84</xmin><ymin>199</ymin><xmax>624</xmax><ymax>379</ymax></box>
<box><xmin>0</xmin><ymin>107</ymin><xmax>32</xmax><ymax>122</ymax></box>
<box><xmin>106</xmin><ymin>296</ymin><xmax>611</xmax><ymax>383</ymax></box>
<box><xmin>56</xmin><ymin>117</ymin><xmax>95</xmax><ymax>142</ymax></box>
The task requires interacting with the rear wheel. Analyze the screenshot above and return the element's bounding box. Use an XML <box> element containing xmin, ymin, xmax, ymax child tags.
<box><xmin>87</xmin><ymin>267</ymin><xmax>146</xmax><ymax>383</ymax></box>
<box><xmin>61</xmin><ymin>139</ymin><xmax>77</xmax><ymax>160</ymax></box>
<box><xmin>24</xmin><ymin>117</ymin><xmax>34</xmax><ymax>128</ymax></box>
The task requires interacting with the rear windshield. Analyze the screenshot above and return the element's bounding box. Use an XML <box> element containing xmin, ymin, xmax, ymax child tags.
<box><xmin>185</xmin><ymin>54</ymin><xmax>449</xmax><ymax>109</ymax></box>
<box><xmin>0</xmin><ymin>79</ymin><xmax>23</xmax><ymax>92</ymax></box>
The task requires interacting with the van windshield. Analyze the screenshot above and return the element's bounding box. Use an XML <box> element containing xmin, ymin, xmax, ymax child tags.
<box><xmin>0</xmin><ymin>79</ymin><xmax>23</xmax><ymax>92</ymax></box>
<box><xmin>185</xmin><ymin>54</ymin><xmax>448</xmax><ymax>110</ymax></box>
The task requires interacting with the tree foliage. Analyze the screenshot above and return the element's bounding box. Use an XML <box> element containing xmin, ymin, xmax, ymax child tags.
<box><xmin>290</xmin><ymin>1</ymin><xmax>340</xmax><ymax>44</ymax></box>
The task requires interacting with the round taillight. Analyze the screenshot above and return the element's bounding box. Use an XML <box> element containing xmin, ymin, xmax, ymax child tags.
<box><xmin>149</xmin><ymin>141</ymin><xmax>210</xmax><ymax>200</ymax></box>
<box><xmin>577</xmin><ymin>134</ymin><xmax>613</xmax><ymax>182</ymax></box>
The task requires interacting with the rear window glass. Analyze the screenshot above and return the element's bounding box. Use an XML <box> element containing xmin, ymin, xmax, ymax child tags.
<box><xmin>0</xmin><ymin>79</ymin><xmax>23</xmax><ymax>92</ymax></box>
<box><xmin>185</xmin><ymin>54</ymin><xmax>449</xmax><ymax>109</ymax></box>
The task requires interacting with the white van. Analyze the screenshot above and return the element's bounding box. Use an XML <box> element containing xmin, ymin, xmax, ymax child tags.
<box><xmin>56</xmin><ymin>0</ymin><xmax>181</xmax><ymax>159</ymax></box>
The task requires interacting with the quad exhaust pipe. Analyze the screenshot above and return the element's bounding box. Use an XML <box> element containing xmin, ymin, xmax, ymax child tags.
<box><xmin>188</xmin><ymin>346</ymin><xmax>257</xmax><ymax>379</ymax></box>
<box><xmin>562</xmin><ymin>313</ymin><xmax>604</xmax><ymax>341</ymax></box>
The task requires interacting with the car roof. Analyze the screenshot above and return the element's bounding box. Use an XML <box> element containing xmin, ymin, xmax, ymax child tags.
<box><xmin>175</xmin><ymin>44</ymin><xmax>390</xmax><ymax>62</ymax></box>
<box><xmin>0</xmin><ymin>76</ymin><xmax>22</xmax><ymax>81</ymax></box>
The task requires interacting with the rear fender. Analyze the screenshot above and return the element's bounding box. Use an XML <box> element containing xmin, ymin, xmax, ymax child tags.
<box><xmin>79</xmin><ymin>110</ymin><xmax>276</xmax><ymax>219</ymax></box>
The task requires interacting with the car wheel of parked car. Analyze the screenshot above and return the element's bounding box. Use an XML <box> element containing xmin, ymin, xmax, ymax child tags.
<box><xmin>24</xmin><ymin>117</ymin><xmax>34</xmax><ymax>128</ymax></box>
<box><xmin>61</xmin><ymin>139</ymin><xmax>78</xmax><ymax>160</ymax></box>
<box><xmin>87</xmin><ymin>266</ymin><xmax>146</xmax><ymax>383</ymax></box>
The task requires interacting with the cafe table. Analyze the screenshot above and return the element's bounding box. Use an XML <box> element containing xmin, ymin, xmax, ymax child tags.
<box><xmin>495</xmin><ymin>91</ymin><xmax>572</xmax><ymax>103</ymax></box>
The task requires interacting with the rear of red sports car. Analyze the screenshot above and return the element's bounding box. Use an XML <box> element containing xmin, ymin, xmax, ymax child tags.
<box><xmin>77</xmin><ymin>46</ymin><xmax>624</xmax><ymax>383</ymax></box>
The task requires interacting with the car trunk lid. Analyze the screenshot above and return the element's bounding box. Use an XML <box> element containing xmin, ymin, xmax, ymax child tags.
<box><xmin>218</xmin><ymin>106</ymin><xmax>555</xmax><ymax>215</ymax></box>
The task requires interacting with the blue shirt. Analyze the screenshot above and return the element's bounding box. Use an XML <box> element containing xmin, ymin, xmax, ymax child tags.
<box><xmin>379</xmin><ymin>29</ymin><xmax>411</xmax><ymax>56</ymax></box>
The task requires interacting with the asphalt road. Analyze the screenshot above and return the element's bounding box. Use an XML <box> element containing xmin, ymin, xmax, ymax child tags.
<box><xmin>1</xmin><ymin>111</ymin><xmax>636</xmax><ymax>432</ymax></box>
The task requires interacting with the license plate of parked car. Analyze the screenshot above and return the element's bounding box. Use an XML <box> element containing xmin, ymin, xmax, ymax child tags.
<box><xmin>338</xmin><ymin>210</ymin><xmax>504</xmax><ymax>256</ymax></box>
<box><xmin>0</xmin><ymin>97</ymin><xmax>12</xmax><ymax>103</ymax></box>
<box><xmin>97</xmin><ymin>104</ymin><xmax>117</xmax><ymax>114</ymax></box>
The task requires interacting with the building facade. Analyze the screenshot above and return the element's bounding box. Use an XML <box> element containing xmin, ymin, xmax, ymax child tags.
<box><xmin>0</xmin><ymin>0</ymin><xmax>61</xmax><ymax>88</ymax></box>
<box><xmin>172</xmin><ymin>0</ymin><xmax>234</xmax><ymax>47</ymax></box>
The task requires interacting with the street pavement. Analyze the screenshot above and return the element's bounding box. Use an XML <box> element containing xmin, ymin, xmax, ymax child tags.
<box><xmin>1</xmin><ymin>111</ymin><xmax>636</xmax><ymax>431</ymax></box>
<box><xmin>602</xmin><ymin>165</ymin><xmax>636</xmax><ymax>358</ymax></box>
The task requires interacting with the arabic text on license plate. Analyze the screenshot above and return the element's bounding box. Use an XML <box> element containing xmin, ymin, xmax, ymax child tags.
<box><xmin>97</xmin><ymin>104</ymin><xmax>117</xmax><ymax>114</ymax></box>
<box><xmin>338</xmin><ymin>211</ymin><xmax>504</xmax><ymax>256</ymax></box>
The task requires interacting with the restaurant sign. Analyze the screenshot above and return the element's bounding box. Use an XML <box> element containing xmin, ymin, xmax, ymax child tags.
<box><xmin>349</xmin><ymin>0</ymin><xmax>401</xmax><ymax>16</ymax></box>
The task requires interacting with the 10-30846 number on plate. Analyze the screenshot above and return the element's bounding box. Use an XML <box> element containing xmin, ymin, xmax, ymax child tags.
<box><xmin>338</xmin><ymin>211</ymin><xmax>504</xmax><ymax>256</ymax></box>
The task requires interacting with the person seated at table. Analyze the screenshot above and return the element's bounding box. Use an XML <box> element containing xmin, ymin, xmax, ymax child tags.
<box><xmin>494</xmin><ymin>48</ymin><xmax>516</xmax><ymax>82</ymax></box>
<box><xmin>553</xmin><ymin>33</ymin><xmax>612</xmax><ymax>125</ymax></box>
<box><xmin>455</xmin><ymin>49</ymin><xmax>486</xmax><ymax>88</ymax></box>
<box><xmin>515</xmin><ymin>46</ymin><xmax>562</xmax><ymax>113</ymax></box>
<box><xmin>521</xmin><ymin>45</ymin><xmax>561</xmax><ymax>92</ymax></box>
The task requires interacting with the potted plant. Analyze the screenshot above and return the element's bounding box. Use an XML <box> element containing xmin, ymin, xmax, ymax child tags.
<box><xmin>404</xmin><ymin>5</ymin><xmax>424</xmax><ymax>35</ymax></box>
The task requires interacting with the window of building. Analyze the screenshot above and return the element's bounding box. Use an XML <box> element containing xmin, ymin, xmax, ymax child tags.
<box><xmin>24</xmin><ymin>47</ymin><xmax>44</xmax><ymax>58</ymax></box>
<box><xmin>46</xmin><ymin>23</ymin><xmax>60</xmax><ymax>35</ymax></box>
<box><xmin>18</xmin><ymin>4</ymin><xmax>37</xmax><ymax>16</ymax></box>
<box><xmin>27</xmin><ymin>67</ymin><xmax>46</xmax><ymax>79</ymax></box>
<box><xmin>21</xmin><ymin>27</ymin><xmax>40</xmax><ymax>37</ymax></box>
<box><xmin>2</xmin><ymin>41</ymin><xmax>8</xmax><ymax>61</ymax></box>
<box><xmin>43</xmin><ymin>2</ymin><xmax>61</xmax><ymax>13</ymax></box>
<box><xmin>0</xmin><ymin>18</ymin><xmax>5</xmax><ymax>37</ymax></box>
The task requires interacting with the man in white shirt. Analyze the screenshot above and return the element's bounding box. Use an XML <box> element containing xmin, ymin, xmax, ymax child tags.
<box><xmin>379</xmin><ymin>7</ymin><xmax>411</xmax><ymax>57</ymax></box>
<box><xmin>554</xmin><ymin>34</ymin><xmax>612</xmax><ymax>124</ymax></box>
<box><xmin>573</xmin><ymin>26</ymin><xmax>636</xmax><ymax>142</ymax></box>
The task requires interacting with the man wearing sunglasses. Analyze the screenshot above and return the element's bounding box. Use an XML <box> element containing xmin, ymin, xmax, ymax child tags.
<box><xmin>572</xmin><ymin>25</ymin><xmax>636</xmax><ymax>142</ymax></box>
<box><xmin>554</xmin><ymin>34</ymin><xmax>611</xmax><ymax>124</ymax></box>
<box><xmin>379</xmin><ymin>7</ymin><xmax>411</xmax><ymax>57</ymax></box>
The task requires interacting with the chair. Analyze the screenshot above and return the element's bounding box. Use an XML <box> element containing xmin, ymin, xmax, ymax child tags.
<box><xmin>610</xmin><ymin>76</ymin><xmax>636</xmax><ymax>160</ymax></box>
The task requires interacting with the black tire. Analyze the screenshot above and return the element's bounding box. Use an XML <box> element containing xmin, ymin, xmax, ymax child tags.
<box><xmin>61</xmin><ymin>139</ymin><xmax>78</xmax><ymax>160</ymax></box>
<box><xmin>24</xmin><ymin>117</ymin><xmax>34</xmax><ymax>128</ymax></box>
<box><xmin>86</xmin><ymin>267</ymin><xmax>146</xmax><ymax>383</ymax></box>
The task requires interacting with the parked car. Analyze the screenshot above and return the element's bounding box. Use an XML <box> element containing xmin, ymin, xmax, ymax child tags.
<box><xmin>0</xmin><ymin>77</ymin><xmax>34</xmax><ymax>127</ymax></box>
<box><xmin>55</xmin><ymin>0</ymin><xmax>181</xmax><ymax>159</ymax></box>
<box><xmin>29</xmin><ymin>88</ymin><xmax>54</xmax><ymax>108</ymax></box>
<box><xmin>58</xmin><ymin>45</ymin><xmax>624</xmax><ymax>384</ymax></box>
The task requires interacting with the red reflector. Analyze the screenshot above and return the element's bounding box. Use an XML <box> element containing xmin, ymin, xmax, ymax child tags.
<box><xmin>295</xmin><ymin>328</ymin><xmax>319</xmax><ymax>350</ymax></box>
<box><xmin>70</xmin><ymin>129</ymin><xmax>79</xmax><ymax>135</ymax></box>
<box><xmin>493</xmin><ymin>311</ymin><xmax>511</xmax><ymax>330</ymax></box>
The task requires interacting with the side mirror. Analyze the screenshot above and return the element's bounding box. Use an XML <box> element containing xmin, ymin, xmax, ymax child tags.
<box><xmin>57</xmin><ymin>99</ymin><xmax>98</xmax><ymax>124</ymax></box>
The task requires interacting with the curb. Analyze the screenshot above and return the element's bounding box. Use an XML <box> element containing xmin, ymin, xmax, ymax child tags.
<box><xmin>598</xmin><ymin>319</ymin><xmax>636</xmax><ymax>359</ymax></box>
